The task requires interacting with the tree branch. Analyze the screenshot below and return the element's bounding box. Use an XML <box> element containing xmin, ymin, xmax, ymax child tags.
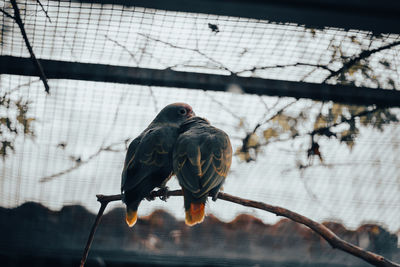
<box><xmin>311</xmin><ymin>106</ymin><xmax>380</xmax><ymax>136</ymax></box>
<box><xmin>0</xmin><ymin>7</ymin><xmax>14</xmax><ymax>19</ymax></box>
<box><xmin>323</xmin><ymin>40</ymin><xmax>400</xmax><ymax>83</ymax></box>
<box><xmin>39</xmin><ymin>140</ymin><xmax>127</xmax><ymax>183</ymax></box>
<box><xmin>236</xmin><ymin>62</ymin><xmax>335</xmax><ymax>76</ymax></box>
<box><xmin>10</xmin><ymin>0</ymin><xmax>50</xmax><ymax>94</ymax></box>
<box><xmin>36</xmin><ymin>0</ymin><xmax>52</xmax><ymax>23</ymax></box>
<box><xmin>138</xmin><ymin>33</ymin><xmax>233</xmax><ymax>74</ymax></box>
<box><xmin>105</xmin><ymin>34</ymin><xmax>139</xmax><ymax>65</ymax></box>
<box><xmin>80</xmin><ymin>189</ymin><xmax>400</xmax><ymax>267</ymax></box>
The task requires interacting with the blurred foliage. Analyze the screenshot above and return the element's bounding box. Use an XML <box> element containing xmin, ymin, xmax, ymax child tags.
<box><xmin>236</xmin><ymin>34</ymin><xmax>400</xmax><ymax>163</ymax></box>
<box><xmin>0</xmin><ymin>92</ymin><xmax>35</xmax><ymax>159</ymax></box>
<box><xmin>236</xmin><ymin>103</ymin><xmax>398</xmax><ymax>163</ymax></box>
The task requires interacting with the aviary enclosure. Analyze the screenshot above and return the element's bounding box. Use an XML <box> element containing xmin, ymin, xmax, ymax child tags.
<box><xmin>0</xmin><ymin>1</ymin><xmax>400</xmax><ymax>266</ymax></box>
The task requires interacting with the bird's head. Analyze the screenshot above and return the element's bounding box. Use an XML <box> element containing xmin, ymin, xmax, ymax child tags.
<box><xmin>153</xmin><ymin>103</ymin><xmax>195</xmax><ymax>124</ymax></box>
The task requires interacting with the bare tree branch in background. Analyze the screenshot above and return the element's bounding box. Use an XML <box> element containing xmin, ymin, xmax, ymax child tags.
<box><xmin>0</xmin><ymin>7</ymin><xmax>14</xmax><ymax>19</ymax></box>
<box><xmin>105</xmin><ymin>35</ymin><xmax>139</xmax><ymax>65</ymax></box>
<box><xmin>323</xmin><ymin>40</ymin><xmax>400</xmax><ymax>83</ymax></box>
<box><xmin>138</xmin><ymin>33</ymin><xmax>234</xmax><ymax>74</ymax></box>
<box><xmin>236</xmin><ymin>62</ymin><xmax>335</xmax><ymax>76</ymax></box>
<box><xmin>9</xmin><ymin>0</ymin><xmax>50</xmax><ymax>93</ymax></box>
<box><xmin>39</xmin><ymin>140</ymin><xmax>128</xmax><ymax>183</ymax></box>
<box><xmin>35</xmin><ymin>0</ymin><xmax>51</xmax><ymax>23</ymax></box>
<box><xmin>80</xmin><ymin>189</ymin><xmax>400</xmax><ymax>267</ymax></box>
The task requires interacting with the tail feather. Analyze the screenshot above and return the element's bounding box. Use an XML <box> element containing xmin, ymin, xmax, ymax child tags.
<box><xmin>185</xmin><ymin>203</ymin><xmax>205</xmax><ymax>226</ymax></box>
<box><xmin>126</xmin><ymin>208</ymin><xmax>138</xmax><ymax>227</ymax></box>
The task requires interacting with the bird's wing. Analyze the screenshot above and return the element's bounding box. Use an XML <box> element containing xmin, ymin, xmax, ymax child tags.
<box><xmin>174</xmin><ymin>129</ymin><xmax>232</xmax><ymax>198</ymax></box>
<box><xmin>121</xmin><ymin>136</ymin><xmax>141</xmax><ymax>192</ymax></box>
<box><xmin>121</xmin><ymin>126</ymin><xmax>176</xmax><ymax>192</ymax></box>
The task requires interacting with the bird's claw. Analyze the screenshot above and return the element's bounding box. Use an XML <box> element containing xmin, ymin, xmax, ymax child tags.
<box><xmin>145</xmin><ymin>193</ymin><xmax>156</xmax><ymax>201</ymax></box>
<box><xmin>158</xmin><ymin>186</ymin><xmax>169</xmax><ymax>202</ymax></box>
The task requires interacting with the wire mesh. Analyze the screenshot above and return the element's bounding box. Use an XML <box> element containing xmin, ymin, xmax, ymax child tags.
<box><xmin>1</xmin><ymin>0</ymin><xmax>400</xmax><ymax>87</ymax></box>
<box><xmin>0</xmin><ymin>0</ymin><xmax>400</xmax><ymax>265</ymax></box>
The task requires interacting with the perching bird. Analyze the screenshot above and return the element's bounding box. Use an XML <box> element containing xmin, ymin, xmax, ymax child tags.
<box><xmin>121</xmin><ymin>103</ymin><xmax>195</xmax><ymax>227</ymax></box>
<box><xmin>173</xmin><ymin>117</ymin><xmax>232</xmax><ymax>226</ymax></box>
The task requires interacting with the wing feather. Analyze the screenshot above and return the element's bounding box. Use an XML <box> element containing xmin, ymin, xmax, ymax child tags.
<box><xmin>174</xmin><ymin>127</ymin><xmax>232</xmax><ymax>198</ymax></box>
<box><xmin>122</xmin><ymin>126</ymin><xmax>176</xmax><ymax>193</ymax></box>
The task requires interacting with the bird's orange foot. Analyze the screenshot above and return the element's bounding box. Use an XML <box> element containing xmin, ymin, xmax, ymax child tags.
<box><xmin>158</xmin><ymin>186</ymin><xmax>169</xmax><ymax>201</ymax></box>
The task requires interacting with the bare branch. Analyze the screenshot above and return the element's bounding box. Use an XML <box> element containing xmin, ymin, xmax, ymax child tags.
<box><xmin>255</xmin><ymin>106</ymin><xmax>382</xmax><ymax>148</ymax></box>
<box><xmin>35</xmin><ymin>0</ymin><xmax>51</xmax><ymax>23</ymax></box>
<box><xmin>105</xmin><ymin>35</ymin><xmax>139</xmax><ymax>65</ymax></box>
<box><xmin>0</xmin><ymin>7</ymin><xmax>14</xmax><ymax>19</ymax></box>
<box><xmin>138</xmin><ymin>33</ymin><xmax>233</xmax><ymax>74</ymax></box>
<box><xmin>80</xmin><ymin>189</ymin><xmax>400</xmax><ymax>267</ymax></box>
<box><xmin>39</xmin><ymin>140</ymin><xmax>126</xmax><ymax>183</ymax></box>
<box><xmin>4</xmin><ymin>78</ymin><xmax>41</xmax><ymax>96</ymax></box>
<box><xmin>323</xmin><ymin>40</ymin><xmax>400</xmax><ymax>83</ymax></box>
<box><xmin>148</xmin><ymin>86</ymin><xmax>159</xmax><ymax>113</ymax></box>
<box><xmin>10</xmin><ymin>0</ymin><xmax>50</xmax><ymax>93</ymax></box>
<box><xmin>204</xmin><ymin>91</ymin><xmax>243</xmax><ymax>123</ymax></box>
<box><xmin>252</xmin><ymin>100</ymin><xmax>297</xmax><ymax>134</ymax></box>
<box><xmin>237</xmin><ymin>62</ymin><xmax>335</xmax><ymax>76</ymax></box>
<box><xmin>311</xmin><ymin>106</ymin><xmax>380</xmax><ymax>136</ymax></box>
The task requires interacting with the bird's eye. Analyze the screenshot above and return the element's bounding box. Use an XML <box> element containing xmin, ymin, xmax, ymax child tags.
<box><xmin>179</xmin><ymin>108</ymin><xmax>187</xmax><ymax>115</ymax></box>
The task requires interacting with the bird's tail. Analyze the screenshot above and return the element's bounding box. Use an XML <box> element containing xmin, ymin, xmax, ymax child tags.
<box><xmin>185</xmin><ymin>202</ymin><xmax>205</xmax><ymax>226</ymax></box>
<box><xmin>126</xmin><ymin>207</ymin><xmax>138</xmax><ymax>227</ymax></box>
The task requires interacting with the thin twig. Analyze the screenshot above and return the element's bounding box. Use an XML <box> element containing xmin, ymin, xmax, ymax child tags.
<box><xmin>39</xmin><ymin>140</ymin><xmax>126</xmax><ymax>183</ymax></box>
<box><xmin>105</xmin><ymin>35</ymin><xmax>139</xmax><ymax>65</ymax></box>
<box><xmin>252</xmin><ymin>100</ymin><xmax>297</xmax><ymax>134</ymax></box>
<box><xmin>148</xmin><ymin>86</ymin><xmax>159</xmax><ymax>113</ymax></box>
<box><xmin>36</xmin><ymin>0</ymin><xmax>51</xmax><ymax>23</ymax></box>
<box><xmin>10</xmin><ymin>0</ymin><xmax>50</xmax><ymax>94</ymax></box>
<box><xmin>237</xmin><ymin>62</ymin><xmax>335</xmax><ymax>76</ymax></box>
<box><xmin>204</xmin><ymin>91</ymin><xmax>244</xmax><ymax>123</ymax></box>
<box><xmin>80</xmin><ymin>189</ymin><xmax>400</xmax><ymax>267</ymax></box>
<box><xmin>4</xmin><ymin>78</ymin><xmax>41</xmax><ymax>96</ymax></box>
<box><xmin>0</xmin><ymin>7</ymin><xmax>14</xmax><ymax>19</ymax></box>
<box><xmin>138</xmin><ymin>33</ymin><xmax>233</xmax><ymax>74</ymax></box>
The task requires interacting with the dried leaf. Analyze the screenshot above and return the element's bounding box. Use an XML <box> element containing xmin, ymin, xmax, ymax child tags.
<box><xmin>379</xmin><ymin>60</ymin><xmax>391</xmax><ymax>69</ymax></box>
<box><xmin>247</xmin><ymin>133</ymin><xmax>259</xmax><ymax>147</ymax></box>
<box><xmin>263</xmin><ymin>128</ymin><xmax>278</xmax><ymax>140</ymax></box>
<box><xmin>330</xmin><ymin>103</ymin><xmax>343</xmax><ymax>123</ymax></box>
<box><xmin>347</xmin><ymin>62</ymin><xmax>363</xmax><ymax>76</ymax></box>
<box><xmin>350</xmin><ymin>36</ymin><xmax>361</xmax><ymax>45</ymax></box>
<box><xmin>237</xmin><ymin>118</ymin><xmax>245</xmax><ymax>129</ymax></box>
<box><xmin>387</xmin><ymin>78</ymin><xmax>395</xmax><ymax>89</ymax></box>
<box><xmin>273</xmin><ymin>114</ymin><xmax>291</xmax><ymax>131</ymax></box>
<box><xmin>314</xmin><ymin>114</ymin><xmax>327</xmax><ymax>129</ymax></box>
<box><xmin>235</xmin><ymin>147</ymin><xmax>251</xmax><ymax>162</ymax></box>
<box><xmin>208</xmin><ymin>23</ymin><xmax>219</xmax><ymax>33</ymax></box>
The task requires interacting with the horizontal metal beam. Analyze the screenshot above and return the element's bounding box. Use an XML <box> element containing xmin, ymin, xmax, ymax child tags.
<box><xmin>1</xmin><ymin>55</ymin><xmax>400</xmax><ymax>107</ymax></box>
<box><xmin>67</xmin><ymin>0</ymin><xmax>400</xmax><ymax>34</ymax></box>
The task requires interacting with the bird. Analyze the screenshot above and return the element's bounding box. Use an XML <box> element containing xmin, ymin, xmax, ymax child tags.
<box><xmin>173</xmin><ymin>116</ymin><xmax>232</xmax><ymax>226</ymax></box>
<box><xmin>121</xmin><ymin>103</ymin><xmax>195</xmax><ymax>227</ymax></box>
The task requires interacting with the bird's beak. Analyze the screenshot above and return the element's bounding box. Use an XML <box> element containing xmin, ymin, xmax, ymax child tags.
<box><xmin>187</xmin><ymin>110</ymin><xmax>195</xmax><ymax>118</ymax></box>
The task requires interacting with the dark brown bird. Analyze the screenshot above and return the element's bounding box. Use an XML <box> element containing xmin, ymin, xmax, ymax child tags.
<box><xmin>173</xmin><ymin>117</ymin><xmax>232</xmax><ymax>226</ymax></box>
<box><xmin>121</xmin><ymin>103</ymin><xmax>194</xmax><ymax>227</ymax></box>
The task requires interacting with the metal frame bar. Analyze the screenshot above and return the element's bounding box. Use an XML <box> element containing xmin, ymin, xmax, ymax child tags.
<box><xmin>2</xmin><ymin>56</ymin><xmax>400</xmax><ymax>107</ymax></box>
<box><xmin>67</xmin><ymin>0</ymin><xmax>400</xmax><ymax>34</ymax></box>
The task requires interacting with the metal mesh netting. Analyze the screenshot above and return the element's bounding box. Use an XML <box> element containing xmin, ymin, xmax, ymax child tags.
<box><xmin>1</xmin><ymin>0</ymin><xmax>400</xmax><ymax>261</ymax></box>
<box><xmin>1</xmin><ymin>74</ymin><xmax>400</xmax><ymax>233</ymax></box>
<box><xmin>1</xmin><ymin>1</ymin><xmax>400</xmax><ymax>87</ymax></box>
